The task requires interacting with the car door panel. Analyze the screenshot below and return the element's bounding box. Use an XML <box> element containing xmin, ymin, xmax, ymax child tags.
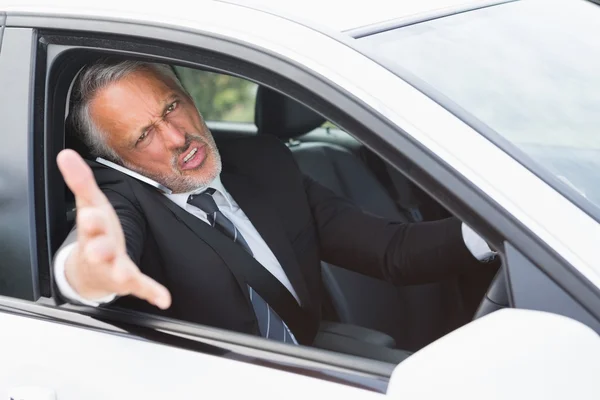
<box><xmin>0</xmin><ymin>311</ymin><xmax>384</xmax><ymax>399</ymax></box>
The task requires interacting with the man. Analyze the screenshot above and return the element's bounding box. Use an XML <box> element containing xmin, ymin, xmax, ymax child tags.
<box><xmin>55</xmin><ymin>59</ymin><xmax>495</xmax><ymax>357</ymax></box>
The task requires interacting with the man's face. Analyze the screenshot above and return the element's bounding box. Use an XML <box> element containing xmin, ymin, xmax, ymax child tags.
<box><xmin>89</xmin><ymin>68</ymin><xmax>221</xmax><ymax>193</ymax></box>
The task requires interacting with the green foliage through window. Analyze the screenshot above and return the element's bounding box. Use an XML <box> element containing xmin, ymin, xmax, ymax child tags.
<box><xmin>175</xmin><ymin>67</ymin><xmax>257</xmax><ymax>123</ymax></box>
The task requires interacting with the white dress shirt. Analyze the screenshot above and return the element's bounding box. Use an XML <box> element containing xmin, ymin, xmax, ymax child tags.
<box><xmin>54</xmin><ymin>175</ymin><xmax>495</xmax><ymax>306</ymax></box>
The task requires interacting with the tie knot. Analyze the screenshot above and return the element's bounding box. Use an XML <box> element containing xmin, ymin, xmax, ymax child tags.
<box><xmin>188</xmin><ymin>188</ymin><xmax>219</xmax><ymax>214</ymax></box>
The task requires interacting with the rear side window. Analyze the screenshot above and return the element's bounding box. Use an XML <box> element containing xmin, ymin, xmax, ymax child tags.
<box><xmin>174</xmin><ymin>67</ymin><xmax>258</xmax><ymax>123</ymax></box>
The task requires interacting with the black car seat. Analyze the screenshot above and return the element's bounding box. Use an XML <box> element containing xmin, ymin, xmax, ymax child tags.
<box><xmin>255</xmin><ymin>86</ymin><xmax>468</xmax><ymax>351</ymax></box>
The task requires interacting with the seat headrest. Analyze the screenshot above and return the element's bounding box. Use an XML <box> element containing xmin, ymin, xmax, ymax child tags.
<box><xmin>255</xmin><ymin>86</ymin><xmax>326</xmax><ymax>140</ymax></box>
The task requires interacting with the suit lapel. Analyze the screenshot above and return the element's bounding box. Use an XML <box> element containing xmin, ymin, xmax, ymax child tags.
<box><xmin>151</xmin><ymin>191</ymin><xmax>254</xmax><ymax>302</ymax></box>
<box><xmin>221</xmin><ymin>172</ymin><xmax>312</xmax><ymax>309</ymax></box>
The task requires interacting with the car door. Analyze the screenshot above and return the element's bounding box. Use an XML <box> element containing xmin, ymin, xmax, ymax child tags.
<box><xmin>0</xmin><ymin>301</ymin><xmax>387</xmax><ymax>399</ymax></box>
<box><xmin>0</xmin><ymin>12</ymin><xmax>392</xmax><ymax>400</ymax></box>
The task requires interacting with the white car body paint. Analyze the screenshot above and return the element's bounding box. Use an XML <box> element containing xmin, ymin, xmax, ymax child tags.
<box><xmin>221</xmin><ymin>0</ymin><xmax>492</xmax><ymax>32</ymax></box>
<box><xmin>0</xmin><ymin>311</ymin><xmax>384</xmax><ymax>399</ymax></box>
<box><xmin>1</xmin><ymin>307</ymin><xmax>598</xmax><ymax>399</ymax></box>
<box><xmin>389</xmin><ymin>309</ymin><xmax>600</xmax><ymax>399</ymax></box>
<box><xmin>0</xmin><ymin>0</ymin><xmax>492</xmax><ymax>33</ymax></box>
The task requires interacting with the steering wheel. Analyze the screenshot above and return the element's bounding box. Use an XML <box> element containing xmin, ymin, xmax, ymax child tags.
<box><xmin>472</xmin><ymin>264</ymin><xmax>510</xmax><ymax>320</ymax></box>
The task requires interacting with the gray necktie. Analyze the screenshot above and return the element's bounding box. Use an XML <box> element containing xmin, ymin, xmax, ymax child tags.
<box><xmin>188</xmin><ymin>188</ymin><xmax>296</xmax><ymax>344</ymax></box>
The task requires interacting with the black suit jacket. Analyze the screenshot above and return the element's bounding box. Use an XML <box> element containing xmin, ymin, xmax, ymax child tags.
<box><xmin>59</xmin><ymin>135</ymin><xmax>481</xmax><ymax>344</ymax></box>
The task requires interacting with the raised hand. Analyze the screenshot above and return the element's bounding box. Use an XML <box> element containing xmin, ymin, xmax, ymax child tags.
<box><xmin>57</xmin><ymin>149</ymin><xmax>171</xmax><ymax>309</ymax></box>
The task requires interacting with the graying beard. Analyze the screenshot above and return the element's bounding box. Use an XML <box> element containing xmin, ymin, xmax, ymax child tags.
<box><xmin>123</xmin><ymin>143</ymin><xmax>222</xmax><ymax>193</ymax></box>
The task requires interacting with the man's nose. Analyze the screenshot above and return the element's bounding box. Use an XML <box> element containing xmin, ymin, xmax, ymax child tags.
<box><xmin>160</xmin><ymin>121</ymin><xmax>186</xmax><ymax>149</ymax></box>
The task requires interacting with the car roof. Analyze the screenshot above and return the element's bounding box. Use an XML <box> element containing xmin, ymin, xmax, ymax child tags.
<box><xmin>0</xmin><ymin>0</ymin><xmax>495</xmax><ymax>33</ymax></box>
<box><xmin>221</xmin><ymin>0</ymin><xmax>492</xmax><ymax>32</ymax></box>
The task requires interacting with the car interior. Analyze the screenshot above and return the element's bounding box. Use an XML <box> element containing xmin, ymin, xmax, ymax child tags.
<box><xmin>218</xmin><ymin>84</ymin><xmax>484</xmax><ymax>351</ymax></box>
<box><xmin>53</xmin><ymin>55</ymin><xmax>496</xmax><ymax>358</ymax></box>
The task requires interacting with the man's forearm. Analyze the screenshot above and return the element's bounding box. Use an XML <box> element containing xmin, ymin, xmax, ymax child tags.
<box><xmin>305</xmin><ymin>175</ymin><xmax>492</xmax><ymax>285</ymax></box>
<box><xmin>380</xmin><ymin>217</ymin><xmax>487</xmax><ymax>285</ymax></box>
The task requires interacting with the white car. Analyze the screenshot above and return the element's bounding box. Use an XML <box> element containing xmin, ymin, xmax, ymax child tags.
<box><xmin>1</xmin><ymin>0</ymin><xmax>600</xmax><ymax>398</ymax></box>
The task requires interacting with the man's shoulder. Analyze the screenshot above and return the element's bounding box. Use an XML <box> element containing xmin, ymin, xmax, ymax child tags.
<box><xmin>83</xmin><ymin>158</ymin><xmax>143</xmax><ymax>202</ymax></box>
<box><xmin>85</xmin><ymin>158</ymin><xmax>131</xmax><ymax>183</ymax></box>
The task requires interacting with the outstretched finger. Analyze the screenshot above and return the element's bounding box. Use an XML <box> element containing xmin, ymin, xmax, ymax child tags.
<box><xmin>111</xmin><ymin>259</ymin><xmax>172</xmax><ymax>310</ymax></box>
<box><xmin>129</xmin><ymin>272</ymin><xmax>172</xmax><ymax>310</ymax></box>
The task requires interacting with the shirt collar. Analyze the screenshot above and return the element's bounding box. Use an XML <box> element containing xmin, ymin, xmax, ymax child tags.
<box><xmin>164</xmin><ymin>175</ymin><xmax>234</xmax><ymax>211</ymax></box>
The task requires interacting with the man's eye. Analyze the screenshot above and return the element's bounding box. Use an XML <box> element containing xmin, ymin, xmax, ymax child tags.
<box><xmin>137</xmin><ymin>130</ymin><xmax>149</xmax><ymax>143</ymax></box>
<box><xmin>166</xmin><ymin>101</ymin><xmax>178</xmax><ymax>114</ymax></box>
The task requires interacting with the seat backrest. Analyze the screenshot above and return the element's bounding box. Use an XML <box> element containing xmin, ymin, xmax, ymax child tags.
<box><xmin>255</xmin><ymin>86</ymin><xmax>439</xmax><ymax>347</ymax></box>
<box><xmin>290</xmin><ymin>142</ymin><xmax>405</xmax><ymax>220</ymax></box>
<box><xmin>254</xmin><ymin>87</ymin><xmax>469</xmax><ymax>351</ymax></box>
<box><xmin>254</xmin><ymin>86</ymin><xmax>406</xmax><ymax>221</ymax></box>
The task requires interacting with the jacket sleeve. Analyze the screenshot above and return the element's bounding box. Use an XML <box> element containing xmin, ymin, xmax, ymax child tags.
<box><xmin>303</xmin><ymin>175</ymin><xmax>482</xmax><ymax>285</ymax></box>
<box><xmin>103</xmin><ymin>188</ymin><xmax>147</xmax><ymax>266</ymax></box>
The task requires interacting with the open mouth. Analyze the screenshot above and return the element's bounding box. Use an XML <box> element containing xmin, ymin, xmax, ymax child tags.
<box><xmin>179</xmin><ymin>143</ymin><xmax>207</xmax><ymax>171</ymax></box>
<box><xmin>183</xmin><ymin>147</ymin><xmax>198</xmax><ymax>163</ymax></box>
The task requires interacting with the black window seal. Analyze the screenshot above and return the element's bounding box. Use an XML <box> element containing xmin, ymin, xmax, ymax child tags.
<box><xmin>33</xmin><ymin>28</ymin><xmax>50</xmax><ymax>298</ymax></box>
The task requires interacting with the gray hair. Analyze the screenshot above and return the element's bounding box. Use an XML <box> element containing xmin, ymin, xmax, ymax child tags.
<box><xmin>69</xmin><ymin>59</ymin><xmax>186</xmax><ymax>162</ymax></box>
